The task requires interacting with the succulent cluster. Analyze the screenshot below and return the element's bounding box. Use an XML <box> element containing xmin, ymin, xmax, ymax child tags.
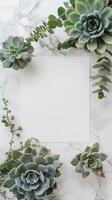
<box><xmin>92</xmin><ymin>56</ymin><xmax>112</xmax><ymax>99</ymax></box>
<box><xmin>55</xmin><ymin>0</ymin><xmax>112</xmax><ymax>54</ymax></box>
<box><xmin>0</xmin><ymin>36</ymin><xmax>34</xmax><ymax>70</ymax></box>
<box><xmin>2</xmin><ymin>138</ymin><xmax>61</xmax><ymax>200</ymax></box>
<box><xmin>71</xmin><ymin>143</ymin><xmax>107</xmax><ymax>178</ymax></box>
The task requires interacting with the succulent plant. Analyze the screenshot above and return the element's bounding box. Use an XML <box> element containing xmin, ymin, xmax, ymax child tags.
<box><xmin>71</xmin><ymin>143</ymin><xmax>107</xmax><ymax>178</ymax></box>
<box><xmin>0</xmin><ymin>36</ymin><xmax>34</xmax><ymax>70</ymax></box>
<box><xmin>92</xmin><ymin>56</ymin><xmax>112</xmax><ymax>99</ymax></box>
<box><xmin>57</xmin><ymin>0</ymin><xmax>112</xmax><ymax>54</ymax></box>
<box><xmin>3</xmin><ymin>139</ymin><xmax>61</xmax><ymax>200</ymax></box>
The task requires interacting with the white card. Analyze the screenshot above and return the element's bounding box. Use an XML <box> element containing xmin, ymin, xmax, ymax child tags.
<box><xmin>20</xmin><ymin>56</ymin><xmax>89</xmax><ymax>142</ymax></box>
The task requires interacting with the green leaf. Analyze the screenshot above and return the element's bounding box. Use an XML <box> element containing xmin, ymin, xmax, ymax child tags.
<box><xmin>25</xmin><ymin>162</ymin><xmax>37</xmax><ymax>170</ymax></box>
<box><xmin>84</xmin><ymin>146</ymin><xmax>91</xmax><ymax>153</ymax></box>
<box><xmin>45</xmin><ymin>155</ymin><xmax>59</xmax><ymax>164</ymax></box>
<box><xmin>16</xmin><ymin>193</ymin><xmax>25</xmax><ymax>200</ymax></box>
<box><xmin>90</xmin><ymin>143</ymin><xmax>100</xmax><ymax>153</ymax></box>
<box><xmin>66</xmin><ymin>8</ymin><xmax>75</xmax><ymax>16</ymax></box>
<box><xmin>92</xmin><ymin>89</ymin><xmax>102</xmax><ymax>94</ymax></box>
<box><xmin>69</xmin><ymin>29</ymin><xmax>80</xmax><ymax>38</ymax></box>
<box><xmin>33</xmin><ymin>156</ymin><xmax>45</xmax><ymax>165</ymax></box>
<box><xmin>97</xmin><ymin>40</ymin><xmax>106</xmax><ymax>54</ymax></box>
<box><xmin>64</xmin><ymin>20</ymin><xmax>73</xmax><ymax>27</ymax></box>
<box><xmin>3</xmin><ymin>59</ymin><xmax>12</xmax><ymax>68</ymax></box>
<box><xmin>76</xmin><ymin>153</ymin><xmax>81</xmax><ymax>161</ymax></box>
<box><xmin>6</xmin><ymin>159</ymin><xmax>16</xmax><ymax>171</ymax></box>
<box><xmin>81</xmin><ymin>170</ymin><xmax>89</xmax><ymax>178</ymax></box>
<box><xmin>86</xmin><ymin>0</ymin><xmax>94</xmax><ymax>11</ymax></box>
<box><xmin>48</xmin><ymin>15</ymin><xmax>62</xmax><ymax>29</ymax></box>
<box><xmin>39</xmin><ymin>147</ymin><xmax>49</xmax><ymax>157</ymax></box>
<box><xmin>25</xmin><ymin>147</ymin><xmax>36</xmax><ymax>155</ymax></box>
<box><xmin>69</xmin><ymin>0</ymin><xmax>75</xmax><ymax>7</ymax></box>
<box><xmin>92</xmin><ymin>63</ymin><xmax>102</xmax><ymax>69</ymax></box>
<box><xmin>71</xmin><ymin>158</ymin><xmax>79</xmax><ymax>166</ymax></box>
<box><xmin>90</xmin><ymin>152</ymin><xmax>99</xmax><ymax>159</ymax></box>
<box><xmin>87</xmin><ymin>40</ymin><xmax>97</xmax><ymax>52</ymax></box>
<box><xmin>81</xmin><ymin>152</ymin><xmax>88</xmax><ymax>161</ymax></box>
<box><xmin>102</xmin><ymin>7</ymin><xmax>112</xmax><ymax>20</ymax></box>
<box><xmin>69</xmin><ymin>12</ymin><xmax>80</xmax><ymax>24</ymax></box>
<box><xmin>102</xmin><ymin>32</ymin><xmax>112</xmax><ymax>44</ymax></box>
<box><xmin>58</xmin><ymin>7</ymin><xmax>66</xmax><ymax>20</ymax></box>
<box><xmin>79</xmin><ymin>35</ymin><xmax>89</xmax><ymax>44</ymax></box>
<box><xmin>94</xmin><ymin>0</ymin><xmax>105</xmax><ymax>11</ymax></box>
<box><xmin>20</xmin><ymin>153</ymin><xmax>33</xmax><ymax>163</ymax></box>
<box><xmin>100</xmin><ymin>85</ymin><xmax>109</xmax><ymax>92</ymax></box>
<box><xmin>75</xmin><ymin>161</ymin><xmax>84</xmax><ymax>173</ymax></box>
<box><xmin>9</xmin><ymin>168</ymin><xmax>16</xmax><ymax>178</ymax></box>
<box><xmin>75</xmin><ymin>39</ymin><xmax>85</xmax><ymax>48</ymax></box>
<box><xmin>97</xmin><ymin>159</ymin><xmax>103</xmax><ymax>169</ymax></box>
<box><xmin>55</xmin><ymin>170</ymin><xmax>61</xmax><ymax>177</ymax></box>
<box><xmin>99</xmin><ymin>153</ymin><xmax>107</xmax><ymax>161</ymax></box>
<box><xmin>3</xmin><ymin>178</ymin><xmax>15</xmax><ymax>188</ymax></box>
<box><xmin>13</xmin><ymin>150</ymin><xmax>22</xmax><ymax>160</ymax></box>
<box><xmin>104</xmin><ymin>0</ymin><xmax>109</xmax><ymax>7</ymax></box>
<box><xmin>76</xmin><ymin>2</ymin><xmax>88</xmax><ymax>15</ymax></box>
<box><xmin>15</xmin><ymin>163</ymin><xmax>26</xmax><ymax>176</ymax></box>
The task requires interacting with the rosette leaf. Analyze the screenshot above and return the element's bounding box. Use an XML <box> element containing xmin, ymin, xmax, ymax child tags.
<box><xmin>3</xmin><ymin>143</ymin><xmax>61</xmax><ymax>200</ymax></box>
<box><xmin>71</xmin><ymin>143</ymin><xmax>107</xmax><ymax>178</ymax></box>
<box><xmin>0</xmin><ymin>36</ymin><xmax>34</xmax><ymax>70</ymax></box>
<box><xmin>61</xmin><ymin>0</ymin><xmax>112</xmax><ymax>54</ymax></box>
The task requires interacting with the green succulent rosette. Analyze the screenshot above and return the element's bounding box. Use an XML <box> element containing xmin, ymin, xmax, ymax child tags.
<box><xmin>2</xmin><ymin>139</ymin><xmax>61</xmax><ymax>200</ymax></box>
<box><xmin>0</xmin><ymin>36</ymin><xmax>34</xmax><ymax>70</ymax></box>
<box><xmin>71</xmin><ymin>143</ymin><xmax>107</xmax><ymax>178</ymax></box>
<box><xmin>61</xmin><ymin>0</ymin><xmax>112</xmax><ymax>54</ymax></box>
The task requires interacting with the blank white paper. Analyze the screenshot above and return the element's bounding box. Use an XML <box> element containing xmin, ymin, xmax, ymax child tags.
<box><xmin>20</xmin><ymin>56</ymin><xmax>89</xmax><ymax>142</ymax></box>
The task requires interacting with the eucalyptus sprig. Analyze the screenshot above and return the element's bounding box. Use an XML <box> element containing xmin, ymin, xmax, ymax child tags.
<box><xmin>91</xmin><ymin>57</ymin><xmax>112</xmax><ymax>99</ymax></box>
<box><xmin>26</xmin><ymin>16</ymin><xmax>63</xmax><ymax>44</ymax></box>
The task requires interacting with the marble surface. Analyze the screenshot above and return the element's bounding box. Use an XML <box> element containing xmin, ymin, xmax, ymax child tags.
<box><xmin>0</xmin><ymin>0</ymin><xmax>112</xmax><ymax>200</ymax></box>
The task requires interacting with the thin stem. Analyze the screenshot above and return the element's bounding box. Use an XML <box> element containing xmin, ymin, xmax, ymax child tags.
<box><xmin>9</xmin><ymin>131</ymin><xmax>14</xmax><ymax>151</ymax></box>
<box><xmin>1</xmin><ymin>98</ymin><xmax>22</xmax><ymax>152</ymax></box>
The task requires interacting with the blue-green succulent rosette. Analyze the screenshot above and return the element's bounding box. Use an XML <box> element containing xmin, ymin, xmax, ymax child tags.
<box><xmin>0</xmin><ymin>36</ymin><xmax>34</xmax><ymax>70</ymax></box>
<box><xmin>3</xmin><ymin>146</ymin><xmax>61</xmax><ymax>200</ymax></box>
<box><xmin>63</xmin><ymin>0</ymin><xmax>112</xmax><ymax>54</ymax></box>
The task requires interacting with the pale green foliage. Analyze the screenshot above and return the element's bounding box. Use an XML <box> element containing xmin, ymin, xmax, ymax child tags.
<box><xmin>0</xmin><ymin>36</ymin><xmax>34</xmax><ymax>70</ymax></box>
<box><xmin>71</xmin><ymin>143</ymin><xmax>107</xmax><ymax>178</ymax></box>
<box><xmin>92</xmin><ymin>56</ymin><xmax>112</xmax><ymax>99</ymax></box>
<box><xmin>62</xmin><ymin>0</ymin><xmax>112</xmax><ymax>54</ymax></box>
<box><xmin>2</xmin><ymin>138</ymin><xmax>61</xmax><ymax>200</ymax></box>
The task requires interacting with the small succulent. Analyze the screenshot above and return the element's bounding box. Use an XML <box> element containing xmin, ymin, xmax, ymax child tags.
<box><xmin>58</xmin><ymin>0</ymin><xmax>112</xmax><ymax>54</ymax></box>
<box><xmin>92</xmin><ymin>56</ymin><xmax>112</xmax><ymax>99</ymax></box>
<box><xmin>3</xmin><ymin>141</ymin><xmax>61</xmax><ymax>200</ymax></box>
<box><xmin>71</xmin><ymin>143</ymin><xmax>107</xmax><ymax>178</ymax></box>
<box><xmin>0</xmin><ymin>36</ymin><xmax>34</xmax><ymax>70</ymax></box>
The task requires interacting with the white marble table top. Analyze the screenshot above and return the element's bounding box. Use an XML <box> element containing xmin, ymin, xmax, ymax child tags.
<box><xmin>0</xmin><ymin>1</ymin><xmax>112</xmax><ymax>200</ymax></box>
